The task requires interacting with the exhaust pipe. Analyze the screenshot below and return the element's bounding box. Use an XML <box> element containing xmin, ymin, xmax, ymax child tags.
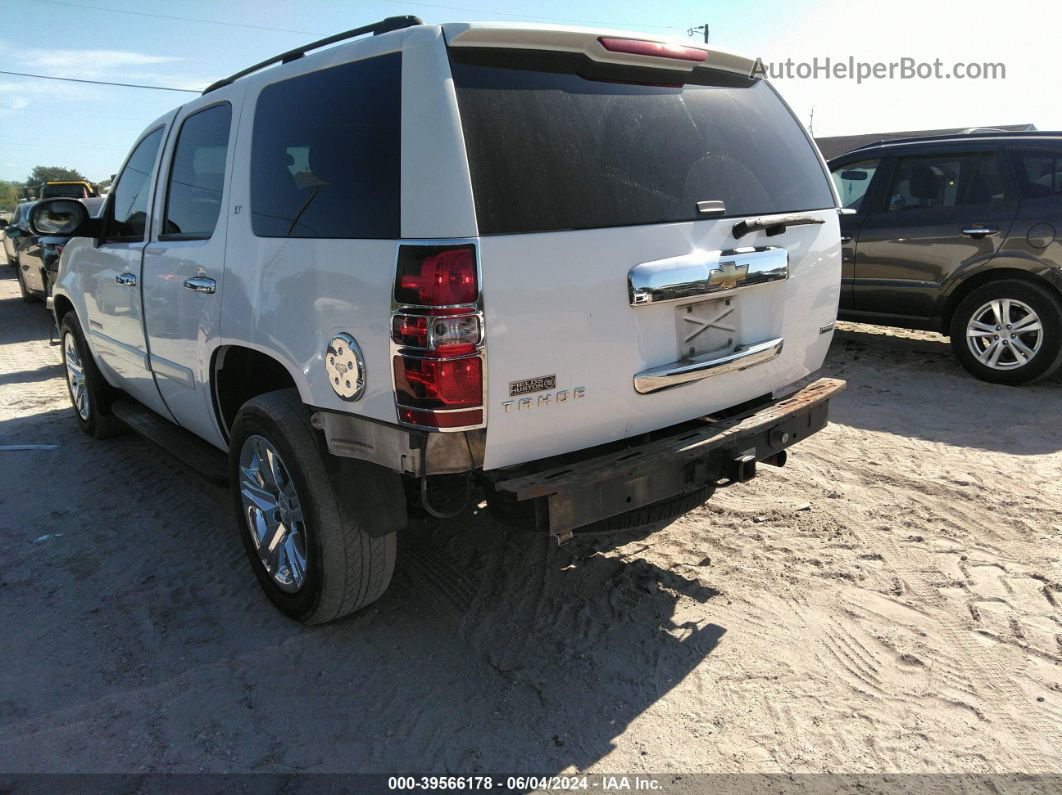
<box><xmin>762</xmin><ymin>450</ymin><xmax>788</xmax><ymax>468</ymax></box>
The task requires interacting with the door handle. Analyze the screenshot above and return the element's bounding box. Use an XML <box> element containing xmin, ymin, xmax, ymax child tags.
<box><xmin>183</xmin><ymin>276</ymin><xmax>216</xmax><ymax>294</ymax></box>
<box><xmin>961</xmin><ymin>227</ymin><xmax>999</xmax><ymax>238</ymax></box>
<box><xmin>840</xmin><ymin>235</ymin><xmax>853</xmax><ymax>244</ymax></box>
<box><xmin>114</xmin><ymin>272</ymin><xmax>137</xmax><ymax>286</ymax></box>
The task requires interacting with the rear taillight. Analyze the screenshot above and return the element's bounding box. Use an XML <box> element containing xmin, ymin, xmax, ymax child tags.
<box><xmin>391</xmin><ymin>244</ymin><xmax>484</xmax><ymax>430</ymax></box>
<box><xmin>394</xmin><ymin>355</ymin><xmax>482</xmax><ymax>408</ymax></box>
<box><xmin>391</xmin><ymin>313</ymin><xmax>480</xmax><ymax>355</ymax></box>
<box><xmin>395</xmin><ymin>246</ymin><xmax>477</xmax><ymax>306</ymax></box>
<box><xmin>598</xmin><ymin>37</ymin><xmax>708</xmax><ymax>63</ymax></box>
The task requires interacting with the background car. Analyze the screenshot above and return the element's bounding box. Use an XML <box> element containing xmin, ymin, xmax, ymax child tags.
<box><xmin>3</xmin><ymin>202</ymin><xmax>32</xmax><ymax>266</ymax></box>
<box><xmin>39</xmin><ymin>180</ymin><xmax>99</xmax><ymax>199</ymax></box>
<box><xmin>830</xmin><ymin>131</ymin><xmax>1062</xmax><ymax>384</ymax></box>
<box><xmin>11</xmin><ymin>196</ymin><xmax>105</xmax><ymax>303</ymax></box>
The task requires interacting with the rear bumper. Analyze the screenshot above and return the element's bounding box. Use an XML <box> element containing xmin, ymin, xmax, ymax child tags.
<box><xmin>492</xmin><ymin>377</ymin><xmax>845</xmax><ymax>542</ymax></box>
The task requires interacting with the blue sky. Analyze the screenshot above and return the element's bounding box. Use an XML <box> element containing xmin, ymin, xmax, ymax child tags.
<box><xmin>1</xmin><ymin>0</ymin><xmax>1059</xmax><ymax>183</ymax></box>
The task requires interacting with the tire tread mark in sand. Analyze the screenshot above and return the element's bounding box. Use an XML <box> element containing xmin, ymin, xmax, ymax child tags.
<box><xmin>819</xmin><ymin>625</ymin><xmax>886</xmax><ymax>696</ymax></box>
<box><xmin>973</xmin><ymin>629</ymin><xmax>1062</xmax><ymax>664</ymax></box>
<box><xmin>830</xmin><ymin>619</ymin><xmax>885</xmax><ymax>674</ymax></box>
<box><xmin>877</xmin><ymin>532</ymin><xmax>1057</xmax><ymax>769</ymax></box>
<box><xmin>400</xmin><ymin>541</ymin><xmax>478</xmax><ymax>615</ymax></box>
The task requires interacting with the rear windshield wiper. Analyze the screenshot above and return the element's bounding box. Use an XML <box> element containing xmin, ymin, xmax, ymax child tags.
<box><xmin>732</xmin><ymin>213</ymin><xmax>825</xmax><ymax>239</ymax></box>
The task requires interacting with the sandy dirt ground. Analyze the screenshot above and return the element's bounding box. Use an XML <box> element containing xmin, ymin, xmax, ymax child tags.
<box><xmin>1</xmin><ymin>265</ymin><xmax>1060</xmax><ymax>776</ymax></box>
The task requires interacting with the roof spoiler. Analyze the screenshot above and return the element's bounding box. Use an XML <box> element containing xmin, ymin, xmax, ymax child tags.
<box><xmin>444</xmin><ymin>23</ymin><xmax>757</xmax><ymax>79</ymax></box>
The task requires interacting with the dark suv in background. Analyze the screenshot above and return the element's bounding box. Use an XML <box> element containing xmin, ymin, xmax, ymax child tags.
<box><xmin>829</xmin><ymin>132</ymin><xmax>1062</xmax><ymax>384</ymax></box>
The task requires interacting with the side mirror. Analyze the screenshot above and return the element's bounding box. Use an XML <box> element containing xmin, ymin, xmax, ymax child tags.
<box><xmin>29</xmin><ymin>198</ymin><xmax>90</xmax><ymax>236</ymax></box>
<box><xmin>0</xmin><ymin>218</ymin><xmax>7</xmax><ymax>230</ymax></box>
<box><xmin>6</xmin><ymin>225</ymin><xmax>20</xmax><ymax>238</ymax></box>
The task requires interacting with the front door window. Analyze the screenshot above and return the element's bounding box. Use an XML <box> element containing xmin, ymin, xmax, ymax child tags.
<box><xmin>106</xmin><ymin>127</ymin><xmax>165</xmax><ymax>242</ymax></box>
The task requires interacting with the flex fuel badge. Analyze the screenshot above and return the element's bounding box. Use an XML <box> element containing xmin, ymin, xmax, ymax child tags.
<box><xmin>508</xmin><ymin>374</ymin><xmax>557</xmax><ymax>397</ymax></box>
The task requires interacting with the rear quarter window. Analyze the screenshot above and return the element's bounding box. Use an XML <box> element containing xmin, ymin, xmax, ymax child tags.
<box><xmin>449</xmin><ymin>49</ymin><xmax>834</xmax><ymax>235</ymax></box>
<box><xmin>1010</xmin><ymin>148</ymin><xmax>1062</xmax><ymax>200</ymax></box>
<box><xmin>249</xmin><ymin>52</ymin><xmax>401</xmax><ymax>239</ymax></box>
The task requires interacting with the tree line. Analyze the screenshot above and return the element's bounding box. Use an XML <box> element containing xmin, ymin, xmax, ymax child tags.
<box><xmin>0</xmin><ymin>166</ymin><xmax>112</xmax><ymax>212</ymax></box>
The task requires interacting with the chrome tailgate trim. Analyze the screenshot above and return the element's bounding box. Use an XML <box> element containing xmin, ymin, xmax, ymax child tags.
<box><xmin>634</xmin><ymin>337</ymin><xmax>783</xmax><ymax>394</ymax></box>
<box><xmin>628</xmin><ymin>245</ymin><xmax>788</xmax><ymax>306</ymax></box>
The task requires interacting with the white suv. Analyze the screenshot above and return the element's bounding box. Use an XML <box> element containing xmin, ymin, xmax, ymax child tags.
<box><xmin>32</xmin><ymin>17</ymin><xmax>845</xmax><ymax>624</ymax></box>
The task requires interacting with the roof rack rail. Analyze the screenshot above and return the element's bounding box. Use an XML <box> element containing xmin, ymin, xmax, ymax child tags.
<box><xmin>202</xmin><ymin>15</ymin><xmax>423</xmax><ymax>94</ymax></box>
<box><xmin>848</xmin><ymin>129</ymin><xmax>1060</xmax><ymax>153</ymax></box>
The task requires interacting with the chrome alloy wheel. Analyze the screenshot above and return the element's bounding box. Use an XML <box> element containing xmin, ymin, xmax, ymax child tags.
<box><xmin>63</xmin><ymin>331</ymin><xmax>90</xmax><ymax>420</ymax></box>
<box><xmin>239</xmin><ymin>435</ymin><xmax>308</xmax><ymax>592</ymax></box>
<box><xmin>965</xmin><ymin>298</ymin><xmax>1043</xmax><ymax>370</ymax></box>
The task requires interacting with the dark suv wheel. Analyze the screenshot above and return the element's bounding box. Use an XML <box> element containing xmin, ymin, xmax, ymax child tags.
<box><xmin>949</xmin><ymin>279</ymin><xmax>1062</xmax><ymax>385</ymax></box>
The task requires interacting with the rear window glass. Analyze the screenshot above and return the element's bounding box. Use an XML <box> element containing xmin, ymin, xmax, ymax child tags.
<box><xmin>42</xmin><ymin>184</ymin><xmax>88</xmax><ymax>199</ymax></box>
<box><xmin>449</xmin><ymin>49</ymin><xmax>834</xmax><ymax>235</ymax></box>
<box><xmin>250</xmin><ymin>52</ymin><xmax>401</xmax><ymax>239</ymax></box>
<box><xmin>1011</xmin><ymin>149</ymin><xmax>1062</xmax><ymax>200</ymax></box>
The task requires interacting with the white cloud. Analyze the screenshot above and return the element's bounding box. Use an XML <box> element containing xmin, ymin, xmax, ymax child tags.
<box><xmin>0</xmin><ymin>39</ymin><xmax>199</xmax><ymax>89</ymax></box>
<box><xmin>15</xmin><ymin>46</ymin><xmax>182</xmax><ymax>79</ymax></box>
<box><xmin>0</xmin><ymin>77</ymin><xmax>97</xmax><ymax>102</ymax></box>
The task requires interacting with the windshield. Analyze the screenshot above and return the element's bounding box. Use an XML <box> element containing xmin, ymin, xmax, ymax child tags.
<box><xmin>449</xmin><ymin>49</ymin><xmax>834</xmax><ymax>235</ymax></box>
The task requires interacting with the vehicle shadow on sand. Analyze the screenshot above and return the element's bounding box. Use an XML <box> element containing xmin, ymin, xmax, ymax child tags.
<box><xmin>389</xmin><ymin>512</ymin><xmax>728</xmax><ymax>771</ymax></box>
<box><xmin>0</xmin><ymin>269</ymin><xmax>55</xmax><ymax>347</ymax></box>
<box><xmin>821</xmin><ymin>323</ymin><xmax>1062</xmax><ymax>455</ymax></box>
<box><xmin>0</xmin><ymin>363</ymin><xmax>63</xmax><ymax>388</ymax></box>
<box><xmin>0</xmin><ymin>403</ymin><xmax>725</xmax><ymax>774</ymax></box>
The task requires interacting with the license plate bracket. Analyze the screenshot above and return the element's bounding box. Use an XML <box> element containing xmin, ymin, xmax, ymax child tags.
<box><xmin>675</xmin><ymin>296</ymin><xmax>738</xmax><ymax>360</ymax></box>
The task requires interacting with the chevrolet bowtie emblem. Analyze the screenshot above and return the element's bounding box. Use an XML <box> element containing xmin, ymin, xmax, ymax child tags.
<box><xmin>708</xmin><ymin>260</ymin><xmax>749</xmax><ymax>290</ymax></box>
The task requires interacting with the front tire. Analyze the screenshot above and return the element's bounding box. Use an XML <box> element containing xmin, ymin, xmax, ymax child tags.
<box><xmin>949</xmin><ymin>279</ymin><xmax>1062</xmax><ymax>385</ymax></box>
<box><xmin>59</xmin><ymin>313</ymin><xmax>123</xmax><ymax>438</ymax></box>
<box><xmin>229</xmin><ymin>390</ymin><xmax>398</xmax><ymax>624</ymax></box>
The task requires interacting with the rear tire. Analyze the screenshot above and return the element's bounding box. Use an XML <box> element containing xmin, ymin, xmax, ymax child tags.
<box><xmin>59</xmin><ymin>313</ymin><xmax>123</xmax><ymax>438</ymax></box>
<box><xmin>229</xmin><ymin>390</ymin><xmax>399</xmax><ymax>624</ymax></box>
<box><xmin>949</xmin><ymin>279</ymin><xmax>1062</xmax><ymax>385</ymax></box>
